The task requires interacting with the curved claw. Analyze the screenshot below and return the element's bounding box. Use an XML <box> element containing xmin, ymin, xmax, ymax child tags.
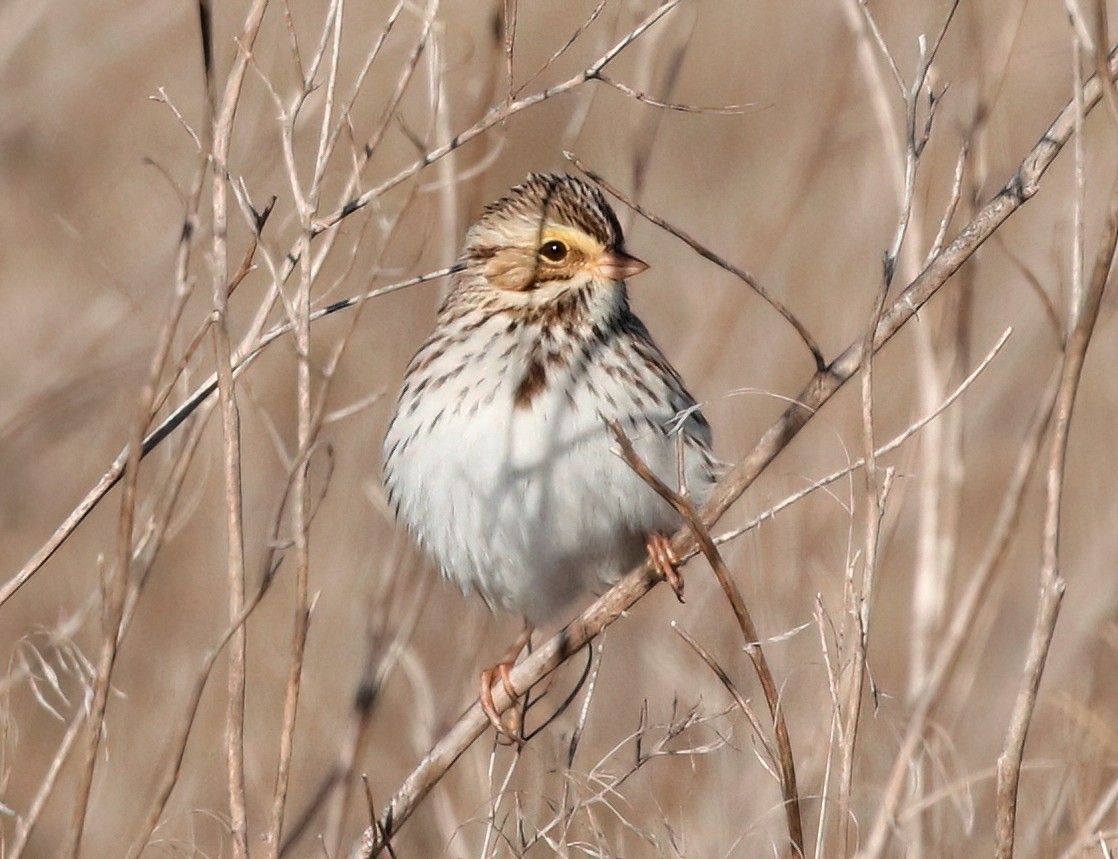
<box><xmin>647</xmin><ymin>532</ymin><xmax>684</xmax><ymax>603</ymax></box>
<box><xmin>479</xmin><ymin>627</ymin><xmax>531</xmax><ymax>745</ymax></box>
<box><xmin>480</xmin><ymin>663</ymin><xmax>523</xmax><ymax>745</ymax></box>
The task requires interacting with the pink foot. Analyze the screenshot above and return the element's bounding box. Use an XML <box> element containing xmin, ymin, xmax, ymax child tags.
<box><xmin>647</xmin><ymin>532</ymin><xmax>684</xmax><ymax>603</ymax></box>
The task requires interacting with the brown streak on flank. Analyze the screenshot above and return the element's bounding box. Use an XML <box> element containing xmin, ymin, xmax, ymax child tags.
<box><xmin>412</xmin><ymin>341</ymin><xmax>447</xmax><ymax>374</ymax></box>
<box><xmin>514</xmin><ymin>356</ymin><xmax>547</xmax><ymax>409</ymax></box>
<box><xmin>461</xmin><ymin>310</ymin><xmax>498</xmax><ymax>332</ymax></box>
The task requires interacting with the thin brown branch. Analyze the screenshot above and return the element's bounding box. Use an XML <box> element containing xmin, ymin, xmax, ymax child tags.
<box><xmin>857</xmin><ymin>366</ymin><xmax>1059</xmax><ymax>859</ymax></box>
<box><xmin>208</xmin><ymin>6</ymin><xmax>271</xmax><ymax>857</ymax></box>
<box><xmin>502</xmin><ymin>0</ymin><xmax>516</xmax><ymax>103</ymax></box>
<box><xmin>608</xmin><ymin>421</ymin><xmax>803</xmax><ymax>858</ymax></box>
<box><xmin>671</xmin><ymin>623</ymin><xmax>778</xmax><ymax>776</ymax></box>
<box><xmin>516</xmin><ymin>0</ymin><xmax>607</xmax><ymax>95</ymax></box>
<box><xmin>311</xmin><ymin>0</ymin><xmax>681</xmax><ymax>235</ymax></box>
<box><xmin>596</xmin><ymin>73</ymin><xmax>746</xmax><ymax>113</ymax></box>
<box><xmin>358</xmin><ymin>0</ymin><xmax>440</xmax><ymax>193</ymax></box>
<box><xmin>996</xmin><ymin>234</ymin><xmax>1064</xmax><ymax>339</ymax></box>
<box><xmin>837</xmin><ymin>251</ymin><xmax>892</xmax><ymax>857</ymax></box>
<box><xmin>993</xmin><ymin>71</ymin><xmax>1118</xmax><ymax>859</ymax></box>
<box><xmin>265</xmin><ymin>206</ymin><xmax>316</xmax><ymax>859</ymax></box>
<box><xmin>567</xmin><ymin>152</ymin><xmax>825</xmax><ymax>371</ymax></box>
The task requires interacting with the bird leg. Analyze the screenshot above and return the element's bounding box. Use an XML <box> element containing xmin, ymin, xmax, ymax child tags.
<box><xmin>647</xmin><ymin>532</ymin><xmax>685</xmax><ymax>602</ymax></box>
<box><xmin>480</xmin><ymin>624</ymin><xmax>532</xmax><ymax>744</ymax></box>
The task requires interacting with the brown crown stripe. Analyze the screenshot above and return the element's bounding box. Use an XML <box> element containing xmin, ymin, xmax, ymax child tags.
<box><xmin>476</xmin><ymin>174</ymin><xmax>623</xmax><ymax>250</ymax></box>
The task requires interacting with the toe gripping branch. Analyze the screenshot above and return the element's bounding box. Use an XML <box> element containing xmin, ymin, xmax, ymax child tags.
<box><xmin>480</xmin><ymin>625</ymin><xmax>531</xmax><ymax>744</ymax></box>
<box><xmin>607</xmin><ymin>420</ymin><xmax>696</xmax><ymax>600</ymax></box>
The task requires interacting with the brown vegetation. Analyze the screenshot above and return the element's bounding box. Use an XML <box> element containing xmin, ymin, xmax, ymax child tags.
<box><xmin>2</xmin><ymin>1</ymin><xmax>1118</xmax><ymax>857</ymax></box>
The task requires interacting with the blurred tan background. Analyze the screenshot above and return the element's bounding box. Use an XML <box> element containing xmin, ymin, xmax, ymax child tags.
<box><xmin>3</xmin><ymin>0</ymin><xmax>1118</xmax><ymax>856</ymax></box>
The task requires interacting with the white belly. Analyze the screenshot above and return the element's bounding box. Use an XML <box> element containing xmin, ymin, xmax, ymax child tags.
<box><xmin>384</xmin><ymin>319</ymin><xmax>712</xmax><ymax>625</ymax></box>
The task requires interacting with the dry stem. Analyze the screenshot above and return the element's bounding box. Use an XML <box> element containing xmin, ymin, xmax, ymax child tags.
<box><xmin>993</xmin><ymin>20</ymin><xmax>1118</xmax><ymax>854</ymax></box>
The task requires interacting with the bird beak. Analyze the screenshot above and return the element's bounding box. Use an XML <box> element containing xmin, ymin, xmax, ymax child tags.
<box><xmin>595</xmin><ymin>249</ymin><xmax>649</xmax><ymax>282</ymax></box>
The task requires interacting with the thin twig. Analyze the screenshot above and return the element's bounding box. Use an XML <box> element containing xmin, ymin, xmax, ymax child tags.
<box><xmin>208</xmin><ymin>5</ymin><xmax>273</xmax><ymax>856</ymax></box>
<box><xmin>516</xmin><ymin>0</ymin><xmax>607</xmax><ymax>95</ymax></box>
<box><xmin>993</xmin><ymin>39</ymin><xmax>1118</xmax><ymax>858</ymax></box>
<box><xmin>311</xmin><ymin>0</ymin><xmax>681</xmax><ymax>235</ymax></box>
<box><xmin>608</xmin><ymin>422</ymin><xmax>804</xmax><ymax>858</ymax></box>
<box><xmin>567</xmin><ymin>152</ymin><xmax>825</xmax><ymax>371</ymax></box>
<box><xmin>857</xmin><ymin>366</ymin><xmax>1059</xmax><ymax>859</ymax></box>
<box><xmin>672</xmin><ymin>622</ymin><xmax>778</xmax><ymax>775</ymax></box>
<box><xmin>837</xmin><ymin>232</ymin><xmax>893</xmax><ymax>857</ymax></box>
<box><xmin>596</xmin><ymin>73</ymin><xmax>746</xmax><ymax>113</ymax></box>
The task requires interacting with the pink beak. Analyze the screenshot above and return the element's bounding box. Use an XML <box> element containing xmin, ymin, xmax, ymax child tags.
<box><xmin>595</xmin><ymin>249</ymin><xmax>649</xmax><ymax>282</ymax></box>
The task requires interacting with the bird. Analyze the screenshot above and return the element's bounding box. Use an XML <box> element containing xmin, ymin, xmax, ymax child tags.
<box><xmin>382</xmin><ymin>172</ymin><xmax>716</xmax><ymax>736</ymax></box>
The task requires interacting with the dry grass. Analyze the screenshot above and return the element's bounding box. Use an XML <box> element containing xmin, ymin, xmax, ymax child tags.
<box><xmin>3</xmin><ymin>1</ymin><xmax>1118</xmax><ymax>857</ymax></box>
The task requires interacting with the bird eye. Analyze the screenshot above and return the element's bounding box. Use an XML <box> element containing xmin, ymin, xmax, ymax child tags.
<box><xmin>539</xmin><ymin>240</ymin><xmax>568</xmax><ymax>262</ymax></box>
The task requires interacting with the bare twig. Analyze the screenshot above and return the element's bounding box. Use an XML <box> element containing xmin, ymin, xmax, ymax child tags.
<box><xmin>993</xmin><ymin>43</ymin><xmax>1118</xmax><ymax>859</ymax></box>
<box><xmin>672</xmin><ymin>623</ymin><xmax>778</xmax><ymax>776</ymax></box>
<box><xmin>837</xmin><ymin>244</ymin><xmax>892</xmax><ymax>858</ymax></box>
<box><xmin>596</xmin><ymin>73</ymin><xmax>746</xmax><ymax>113</ymax></box>
<box><xmin>567</xmin><ymin>152</ymin><xmax>826</xmax><ymax>371</ymax></box>
<box><xmin>608</xmin><ymin>421</ymin><xmax>804</xmax><ymax>858</ymax></box>
<box><xmin>857</xmin><ymin>366</ymin><xmax>1059</xmax><ymax>859</ymax></box>
<box><xmin>311</xmin><ymin>0</ymin><xmax>681</xmax><ymax>235</ymax></box>
<box><xmin>516</xmin><ymin>0</ymin><xmax>606</xmax><ymax>95</ymax></box>
<box><xmin>207</xmin><ymin>5</ymin><xmax>273</xmax><ymax>857</ymax></box>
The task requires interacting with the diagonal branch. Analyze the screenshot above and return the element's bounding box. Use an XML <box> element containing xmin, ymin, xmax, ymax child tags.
<box><xmin>567</xmin><ymin>152</ymin><xmax>825</xmax><ymax>371</ymax></box>
<box><xmin>993</xmin><ymin>40</ymin><xmax>1118</xmax><ymax>857</ymax></box>
<box><xmin>608</xmin><ymin>421</ymin><xmax>804</xmax><ymax>859</ymax></box>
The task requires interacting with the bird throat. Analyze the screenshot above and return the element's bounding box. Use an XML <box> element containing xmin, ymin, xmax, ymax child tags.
<box><xmin>510</xmin><ymin>288</ymin><xmax>620</xmax><ymax>410</ymax></box>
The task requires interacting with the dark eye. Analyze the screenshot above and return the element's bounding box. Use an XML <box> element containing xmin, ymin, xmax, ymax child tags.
<box><xmin>539</xmin><ymin>240</ymin><xmax>568</xmax><ymax>262</ymax></box>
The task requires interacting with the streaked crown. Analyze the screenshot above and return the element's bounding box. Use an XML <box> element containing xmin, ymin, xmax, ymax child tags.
<box><xmin>467</xmin><ymin>173</ymin><xmax>624</xmax><ymax>255</ymax></box>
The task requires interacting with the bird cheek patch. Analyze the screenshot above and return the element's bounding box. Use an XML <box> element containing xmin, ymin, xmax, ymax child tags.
<box><xmin>483</xmin><ymin>249</ymin><xmax>536</xmax><ymax>292</ymax></box>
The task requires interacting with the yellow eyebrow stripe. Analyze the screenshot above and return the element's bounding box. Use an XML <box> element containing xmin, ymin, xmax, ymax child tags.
<box><xmin>539</xmin><ymin>225</ymin><xmax>602</xmax><ymax>255</ymax></box>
